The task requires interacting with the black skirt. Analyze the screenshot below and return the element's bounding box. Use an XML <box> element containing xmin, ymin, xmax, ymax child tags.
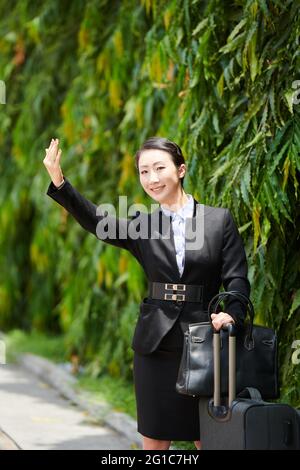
<box><xmin>133</xmin><ymin>320</ymin><xmax>200</xmax><ymax>441</ymax></box>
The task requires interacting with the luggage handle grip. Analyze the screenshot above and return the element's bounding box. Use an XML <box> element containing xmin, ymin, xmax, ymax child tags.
<box><xmin>208</xmin><ymin>291</ymin><xmax>255</xmax><ymax>341</ymax></box>
<box><xmin>208</xmin><ymin>291</ymin><xmax>254</xmax><ymax>409</ymax></box>
<box><xmin>213</xmin><ymin>324</ymin><xmax>236</xmax><ymax>408</ymax></box>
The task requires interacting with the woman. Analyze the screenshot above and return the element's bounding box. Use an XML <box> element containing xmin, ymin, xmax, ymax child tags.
<box><xmin>43</xmin><ymin>136</ymin><xmax>250</xmax><ymax>450</ymax></box>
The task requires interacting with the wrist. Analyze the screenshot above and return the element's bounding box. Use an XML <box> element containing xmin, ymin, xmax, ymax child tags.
<box><xmin>53</xmin><ymin>177</ymin><xmax>65</xmax><ymax>188</ymax></box>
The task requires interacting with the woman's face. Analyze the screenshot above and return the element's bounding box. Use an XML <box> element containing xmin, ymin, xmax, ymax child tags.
<box><xmin>138</xmin><ymin>149</ymin><xmax>186</xmax><ymax>204</ymax></box>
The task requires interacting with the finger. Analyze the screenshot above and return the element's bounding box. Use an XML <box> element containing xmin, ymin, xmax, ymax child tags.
<box><xmin>211</xmin><ymin>313</ymin><xmax>218</xmax><ymax>319</ymax></box>
<box><xmin>56</xmin><ymin>149</ymin><xmax>62</xmax><ymax>162</ymax></box>
<box><xmin>212</xmin><ymin>321</ymin><xmax>221</xmax><ymax>331</ymax></box>
<box><xmin>48</xmin><ymin>145</ymin><xmax>58</xmax><ymax>162</ymax></box>
<box><xmin>212</xmin><ymin>316</ymin><xmax>228</xmax><ymax>330</ymax></box>
<box><xmin>45</xmin><ymin>141</ymin><xmax>55</xmax><ymax>155</ymax></box>
<box><xmin>53</xmin><ymin>141</ymin><xmax>59</xmax><ymax>154</ymax></box>
<box><xmin>221</xmin><ymin>313</ymin><xmax>234</xmax><ymax>323</ymax></box>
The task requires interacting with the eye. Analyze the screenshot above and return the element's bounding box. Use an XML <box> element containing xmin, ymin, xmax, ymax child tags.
<box><xmin>140</xmin><ymin>170</ymin><xmax>147</xmax><ymax>175</ymax></box>
<box><xmin>157</xmin><ymin>166</ymin><xmax>165</xmax><ymax>170</ymax></box>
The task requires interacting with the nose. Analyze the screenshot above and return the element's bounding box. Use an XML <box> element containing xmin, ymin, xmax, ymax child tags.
<box><xmin>149</xmin><ymin>170</ymin><xmax>159</xmax><ymax>183</ymax></box>
<box><xmin>148</xmin><ymin>170</ymin><xmax>159</xmax><ymax>184</ymax></box>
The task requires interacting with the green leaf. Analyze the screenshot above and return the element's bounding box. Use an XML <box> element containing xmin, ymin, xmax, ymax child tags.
<box><xmin>192</xmin><ymin>18</ymin><xmax>208</xmax><ymax>36</ymax></box>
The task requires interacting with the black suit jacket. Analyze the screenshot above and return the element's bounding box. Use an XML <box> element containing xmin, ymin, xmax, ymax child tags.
<box><xmin>47</xmin><ymin>178</ymin><xmax>250</xmax><ymax>355</ymax></box>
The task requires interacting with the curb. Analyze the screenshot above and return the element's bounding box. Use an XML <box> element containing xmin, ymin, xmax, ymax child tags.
<box><xmin>18</xmin><ymin>353</ymin><xmax>142</xmax><ymax>449</ymax></box>
<box><xmin>0</xmin><ymin>428</ymin><xmax>20</xmax><ymax>450</ymax></box>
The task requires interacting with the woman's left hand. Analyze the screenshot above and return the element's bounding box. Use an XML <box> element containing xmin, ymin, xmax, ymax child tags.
<box><xmin>210</xmin><ymin>312</ymin><xmax>235</xmax><ymax>331</ymax></box>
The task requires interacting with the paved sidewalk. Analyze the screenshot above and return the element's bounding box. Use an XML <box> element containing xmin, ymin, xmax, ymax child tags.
<box><xmin>0</xmin><ymin>363</ymin><xmax>137</xmax><ymax>450</ymax></box>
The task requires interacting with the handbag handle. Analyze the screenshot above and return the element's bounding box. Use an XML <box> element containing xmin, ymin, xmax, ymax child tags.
<box><xmin>208</xmin><ymin>291</ymin><xmax>254</xmax><ymax>341</ymax></box>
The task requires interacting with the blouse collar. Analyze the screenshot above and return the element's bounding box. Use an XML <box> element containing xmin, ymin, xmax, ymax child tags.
<box><xmin>160</xmin><ymin>194</ymin><xmax>194</xmax><ymax>220</ymax></box>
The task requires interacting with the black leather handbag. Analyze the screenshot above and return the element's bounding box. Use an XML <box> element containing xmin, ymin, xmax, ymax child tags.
<box><xmin>175</xmin><ymin>291</ymin><xmax>279</xmax><ymax>399</ymax></box>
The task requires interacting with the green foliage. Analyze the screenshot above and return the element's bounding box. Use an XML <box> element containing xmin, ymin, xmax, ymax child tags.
<box><xmin>0</xmin><ymin>0</ymin><xmax>299</xmax><ymax>405</ymax></box>
<box><xmin>5</xmin><ymin>329</ymin><xmax>67</xmax><ymax>363</ymax></box>
<box><xmin>76</xmin><ymin>373</ymin><xmax>137</xmax><ymax>420</ymax></box>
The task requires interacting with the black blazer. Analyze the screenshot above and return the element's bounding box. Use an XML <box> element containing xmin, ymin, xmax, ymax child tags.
<box><xmin>47</xmin><ymin>178</ymin><xmax>250</xmax><ymax>355</ymax></box>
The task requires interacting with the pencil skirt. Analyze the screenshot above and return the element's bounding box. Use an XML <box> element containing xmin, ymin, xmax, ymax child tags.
<box><xmin>133</xmin><ymin>321</ymin><xmax>200</xmax><ymax>441</ymax></box>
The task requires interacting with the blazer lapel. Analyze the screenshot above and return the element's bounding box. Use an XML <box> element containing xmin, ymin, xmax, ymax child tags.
<box><xmin>181</xmin><ymin>198</ymin><xmax>205</xmax><ymax>280</ymax></box>
<box><xmin>150</xmin><ymin>206</ymin><xmax>181</xmax><ymax>281</ymax></box>
<box><xmin>180</xmin><ymin>198</ymin><xmax>197</xmax><ymax>279</ymax></box>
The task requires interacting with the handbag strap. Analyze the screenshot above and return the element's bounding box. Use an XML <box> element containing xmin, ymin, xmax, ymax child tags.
<box><xmin>208</xmin><ymin>291</ymin><xmax>254</xmax><ymax>339</ymax></box>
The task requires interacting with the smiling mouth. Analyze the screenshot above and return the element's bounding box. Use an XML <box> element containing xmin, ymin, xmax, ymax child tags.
<box><xmin>150</xmin><ymin>186</ymin><xmax>165</xmax><ymax>193</ymax></box>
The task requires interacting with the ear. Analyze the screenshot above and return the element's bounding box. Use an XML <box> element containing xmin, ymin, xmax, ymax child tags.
<box><xmin>178</xmin><ymin>163</ymin><xmax>186</xmax><ymax>178</ymax></box>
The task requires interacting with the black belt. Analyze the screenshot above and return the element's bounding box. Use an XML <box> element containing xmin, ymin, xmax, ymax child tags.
<box><xmin>149</xmin><ymin>282</ymin><xmax>203</xmax><ymax>302</ymax></box>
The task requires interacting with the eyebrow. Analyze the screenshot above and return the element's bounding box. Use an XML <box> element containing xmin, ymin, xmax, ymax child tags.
<box><xmin>139</xmin><ymin>161</ymin><xmax>166</xmax><ymax>169</ymax></box>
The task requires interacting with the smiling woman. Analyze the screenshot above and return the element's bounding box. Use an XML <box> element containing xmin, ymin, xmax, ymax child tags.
<box><xmin>135</xmin><ymin>137</ymin><xmax>187</xmax><ymax>213</ymax></box>
<box><xmin>44</xmin><ymin>135</ymin><xmax>249</xmax><ymax>451</ymax></box>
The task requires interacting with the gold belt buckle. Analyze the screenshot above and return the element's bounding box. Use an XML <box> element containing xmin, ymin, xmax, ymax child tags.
<box><xmin>164</xmin><ymin>283</ymin><xmax>186</xmax><ymax>301</ymax></box>
<box><xmin>164</xmin><ymin>293</ymin><xmax>186</xmax><ymax>301</ymax></box>
<box><xmin>165</xmin><ymin>283</ymin><xmax>186</xmax><ymax>291</ymax></box>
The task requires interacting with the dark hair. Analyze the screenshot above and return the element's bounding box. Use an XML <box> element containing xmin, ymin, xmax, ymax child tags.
<box><xmin>134</xmin><ymin>137</ymin><xmax>186</xmax><ymax>187</ymax></box>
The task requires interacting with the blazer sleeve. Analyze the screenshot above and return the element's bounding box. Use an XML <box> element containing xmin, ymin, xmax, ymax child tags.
<box><xmin>46</xmin><ymin>177</ymin><xmax>139</xmax><ymax>255</ymax></box>
<box><xmin>221</xmin><ymin>208</ymin><xmax>251</xmax><ymax>328</ymax></box>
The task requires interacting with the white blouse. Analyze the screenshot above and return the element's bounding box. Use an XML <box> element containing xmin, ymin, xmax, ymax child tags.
<box><xmin>160</xmin><ymin>194</ymin><xmax>194</xmax><ymax>277</ymax></box>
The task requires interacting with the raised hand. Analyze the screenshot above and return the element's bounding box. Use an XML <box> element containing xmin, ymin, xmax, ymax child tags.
<box><xmin>43</xmin><ymin>138</ymin><xmax>64</xmax><ymax>187</ymax></box>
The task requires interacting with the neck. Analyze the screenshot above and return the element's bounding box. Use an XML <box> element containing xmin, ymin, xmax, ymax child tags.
<box><xmin>160</xmin><ymin>189</ymin><xmax>189</xmax><ymax>213</ymax></box>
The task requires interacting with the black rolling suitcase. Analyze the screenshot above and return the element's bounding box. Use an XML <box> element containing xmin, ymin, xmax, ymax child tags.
<box><xmin>199</xmin><ymin>324</ymin><xmax>300</xmax><ymax>450</ymax></box>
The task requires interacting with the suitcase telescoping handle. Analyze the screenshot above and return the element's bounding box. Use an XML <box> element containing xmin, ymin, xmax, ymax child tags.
<box><xmin>213</xmin><ymin>323</ymin><xmax>236</xmax><ymax>407</ymax></box>
<box><xmin>208</xmin><ymin>291</ymin><xmax>252</xmax><ymax>409</ymax></box>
